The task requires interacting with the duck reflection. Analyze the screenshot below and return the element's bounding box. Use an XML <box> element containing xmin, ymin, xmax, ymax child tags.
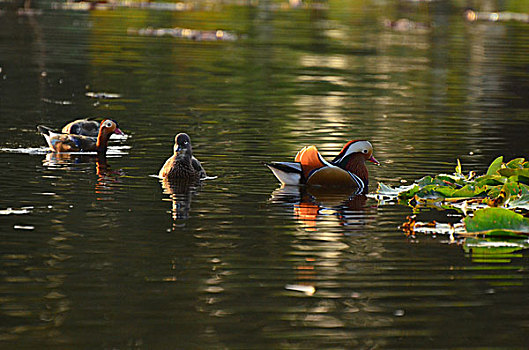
<box><xmin>94</xmin><ymin>155</ymin><xmax>125</xmax><ymax>200</ymax></box>
<box><xmin>42</xmin><ymin>153</ymin><xmax>124</xmax><ymax>200</ymax></box>
<box><xmin>160</xmin><ymin>177</ymin><xmax>202</xmax><ymax>224</ymax></box>
<box><xmin>43</xmin><ymin>152</ymin><xmax>97</xmax><ymax>169</ymax></box>
<box><xmin>270</xmin><ymin>185</ymin><xmax>368</xmax><ymax>231</ymax></box>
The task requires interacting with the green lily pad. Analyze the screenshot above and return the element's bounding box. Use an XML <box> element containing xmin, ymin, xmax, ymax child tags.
<box><xmin>464</xmin><ymin>208</ymin><xmax>529</xmax><ymax>237</ymax></box>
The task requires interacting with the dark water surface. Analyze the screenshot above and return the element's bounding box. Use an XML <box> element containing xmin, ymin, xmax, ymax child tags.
<box><xmin>2</xmin><ymin>1</ymin><xmax>529</xmax><ymax>348</ymax></box>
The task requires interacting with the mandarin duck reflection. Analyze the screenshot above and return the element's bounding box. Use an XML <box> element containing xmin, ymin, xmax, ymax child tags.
<box><xmin>158</xmin><ymin>133</ymin><xmax>207</xmax><ymax>180</ymax></box>
<box><xmin>266</xmin><ymin>140</ymin><xmax>379</xmax><ymax>194</ymax></box>
<box><xmin>37</xmin><ymin>119</ymin><xmax>123</xmax><ymax>154</ymax></box>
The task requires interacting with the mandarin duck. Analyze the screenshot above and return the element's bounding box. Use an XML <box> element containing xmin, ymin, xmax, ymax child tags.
<box><xmin>62</xmin><ymin>118</ymin><xmax>126</xmax><ymax>140</ymax></box>
<box><xmin>158</xmin><ymin>133</ymin><xmax>207</xmax><ymax>180</ymax></box>
<box><xmin>61</xmin><ymin>118</ymin><xmax>100</xmax><ymax>136</ymax></box>
<box><xmin>266</xmin><ymin>140</ymin><xmax>379</xmax><ymax>193</ymax></box>
<box><xmin>37</xmin><ymin>119</ymin><xmax>123</xmax><ymax>153</ymax></box>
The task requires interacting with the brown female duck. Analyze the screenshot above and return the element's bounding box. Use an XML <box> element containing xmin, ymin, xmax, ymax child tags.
<box><xmin>38</xmin><ymin>119</ymin><xmax>123</xmax><ymax>153</ymax></box>
<box><xmin>158</xmin><ymin>133</ymin><xmax>207</xmax><ymax>180</ymax></box>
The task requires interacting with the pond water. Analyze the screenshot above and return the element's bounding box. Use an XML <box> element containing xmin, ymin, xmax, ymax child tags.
<box><xmin>2</xmin><ymin>1</ymin><xmax>529</xmax><ymax>348</ymax></box>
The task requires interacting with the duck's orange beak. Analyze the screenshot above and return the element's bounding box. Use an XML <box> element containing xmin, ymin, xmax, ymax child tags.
<box><xmin>368</xmin><ymin>155</ymin><xmax>380</xmax><ymax>165</ymax></box>
<box><xmin>114</xmin><ymin>128</ymin><xmax>124</xmax><ymax>135</ymax></box>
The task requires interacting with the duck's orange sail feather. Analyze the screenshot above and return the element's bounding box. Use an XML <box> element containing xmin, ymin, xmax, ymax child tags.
<box><xmin>295</xmin><ymin>146</ymin><xmax>326</xmax><ymax>179</ymax></box>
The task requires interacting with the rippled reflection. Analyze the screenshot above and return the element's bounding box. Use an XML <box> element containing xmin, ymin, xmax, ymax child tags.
<box><xmin>2</xmin><ymin>0</ymin><xmax>529</xmax><ymax>348</ymax></box>
<box><xmin>160</xmin><ymin>177</ymin><xmax>201</xmax><ymax>224</ymax></box>
<box><xmin>270</xmin><ymin>185</ymin><xmax>370</xmax><ymax>231</ymax></box>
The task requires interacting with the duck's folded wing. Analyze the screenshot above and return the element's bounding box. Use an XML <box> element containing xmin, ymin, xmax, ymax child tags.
<box><xmin>265</xmin><ymin>162</ymin><xmax>302</xmax><ymax>185</ymax></box>
<box><xmin>294</xmin><ymin>145</ymin><xmax>330</xmax><ymax>179</ymax></box>
<box><xmin>62</xmin><ymin>119</ymin><xmax>100</xmax><ymax>136</ymax></box>
<box><xmin>191</xmin><ymin>156</ymin><xmax>207</xmax><ymax>179</ymax></box>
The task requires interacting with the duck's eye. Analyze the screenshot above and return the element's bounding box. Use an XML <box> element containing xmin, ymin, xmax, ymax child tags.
<box><xmin>362</xmin><ymin>149</ymin><xmax>368</xmax><ymax>154</ymax></box>
<box><xmin>104</xmin><ymin>121</ymin><xmax>113</xmax><ymax>128</ymax></box>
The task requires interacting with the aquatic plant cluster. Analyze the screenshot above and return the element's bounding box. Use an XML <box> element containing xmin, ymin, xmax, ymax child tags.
<box><xmin>374</xmin><ymin>157</ymin><xmax>529</xmax><ymax>239</ymax></box>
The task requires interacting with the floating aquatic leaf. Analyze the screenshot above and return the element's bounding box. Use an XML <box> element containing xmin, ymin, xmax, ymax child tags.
<box><xmin>486</xmin><ymin>156</ymin><xmax>503</xmax><ymax>176</ymax></box>
<box><xmin>506</xmin><ymin>158</ymin><xmax>525</xmax><ymax>169</ymax></box>
<box><xmin>473</xmin><ymin>174</ymin><xmax>505</xmax><ymax>187</ymax></box>
<box><xmin>375</xmin><ymin>182</ymin><xmax>417</xmax><ymax>199</ymax></box>
<box><xmin>464</xmin><ymin>208</ymin><xmax>529</xmax><ymax>237</ymax></box>
<box><xmin>499</xmin><ymin>167</ymin><xmax>529</xmax><ymax>179</ymax></box>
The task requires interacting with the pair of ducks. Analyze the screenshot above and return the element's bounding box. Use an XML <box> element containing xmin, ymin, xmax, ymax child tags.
<box><xmin>38</xmin><ymin>119</ymin><xmax>378</xmax><ymax>192</ymax></box>
<box><xmin>163</xmin><ymin>135</ymin><xmax>379</xmax><ymax>193</ymax></box>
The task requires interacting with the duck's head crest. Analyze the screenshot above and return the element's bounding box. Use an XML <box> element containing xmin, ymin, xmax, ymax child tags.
<box><xmin>332</xmin><ymin>140</ymin><xmax>379</xmax><ymax>166</ymax></box>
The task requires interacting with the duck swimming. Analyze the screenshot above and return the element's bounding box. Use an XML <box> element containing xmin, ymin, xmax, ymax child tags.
<box><xmin>61</xmin><ymin>118</ymin><xmax>101</xmax><ymax>136</ymax></box>
<box><xmin>266</xmin><ymin>140</ymin><xmax>379</xmax><ymax>193</ymax></box>
<box><xmin>158</xmin><ymin>133</ymin><xmax>207</xmax><ymax>180</ymax></box>
<box><xmin>37</xmin><ymin>119</ymin><xmax>123</xmax><ymax>154</ymax></box>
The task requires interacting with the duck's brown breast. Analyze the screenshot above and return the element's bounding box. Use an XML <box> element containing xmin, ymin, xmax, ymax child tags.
<box><xmin>159</xmin><ymin>155</ymin><xmax>201</xmax><ymax>179</ymax></box>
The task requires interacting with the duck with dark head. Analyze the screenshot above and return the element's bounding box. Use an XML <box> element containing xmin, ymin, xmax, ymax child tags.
<box><xmin>158</xmin><ymin>133</ymin><xmax>207</xmax><ymax>180</ymax></box>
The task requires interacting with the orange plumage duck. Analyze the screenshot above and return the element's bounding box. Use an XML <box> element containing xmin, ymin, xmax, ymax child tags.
<box><xmin>266</xmin><ymin>140</ymin><xmax>379</xmax><ymax>193</ymax></box>
<box><xmin>37</xmin><ymin>119</ymin><xmax>123</xmax><ymax>154</ymax></box>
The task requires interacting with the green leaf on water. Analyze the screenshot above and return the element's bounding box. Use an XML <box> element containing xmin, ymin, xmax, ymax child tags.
<box><xmin>451</xmin><ymin>184</ymin><xmax>488</xmax><ymax>198</ymax></box>
<box><xmin>506</xmin><ymin>158</ymin><xmax>525</xmax><ymax>169</ymax></box>
<box><xmin>473</xmin><ymin>174</ymin><xmax>505</xmax><ymax>187</ymax></box>
<box><xmin>375</xmin><ymin>182</ymin><xmax>420</xmax><ymax>203</ymax></box>
<box><xmin>486</xmin><ymin>156</ymin><xmax>503</xmax><ymax>176</ymax></box>
<box><xmin>498</xmin><ymin>167</ymin><xmax>529</xmax><ymax>178</ymax></box>
<box><xmin>464</xmin><ymin>208</ymin><xmax>529</xmax><ymax>237</ymax></box>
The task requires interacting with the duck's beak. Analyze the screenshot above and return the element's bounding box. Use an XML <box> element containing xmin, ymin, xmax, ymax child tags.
<box><xmin>368</xmin><ymin>155</ymin><xmax>380</xmax><ymax>166</ymax></box>
<box><xmin>114</xmin><ymin>128</ymin><xmax>124</xmax><ymax>135</ymax></box>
